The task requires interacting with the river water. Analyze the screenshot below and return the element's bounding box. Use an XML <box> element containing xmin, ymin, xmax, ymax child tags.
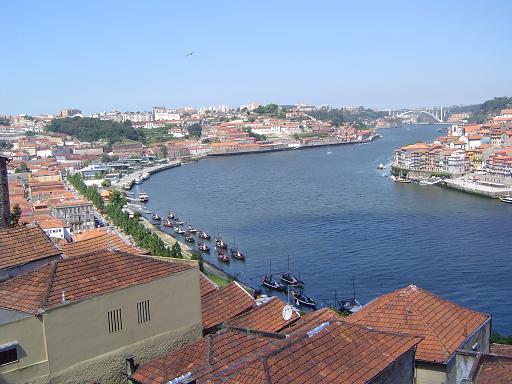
<box><xmin>137</xmin><ymin>124</ymin><xmax>512</xmax><ymax>333</ymax></box>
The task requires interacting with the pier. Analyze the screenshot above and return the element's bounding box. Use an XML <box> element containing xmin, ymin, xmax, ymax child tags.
<box><xmin>443</xmin><ymin>178</ymin><xmax>512</xmax><ymax>198</ymax></box>
<box><xmin>115</xmin><ymin>160</ymin><xmax>182</xmax><ymax>189</ymax></box>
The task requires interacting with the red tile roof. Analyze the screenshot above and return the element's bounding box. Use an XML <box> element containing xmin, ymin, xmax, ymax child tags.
<box><xmin>200</xmin><ymin>273</ymin><xmax>217</xmax><ymax>297</ymax></box>
<box><xmin>491</xmin><ymin>344</ymin><xmax>512</xmax><ymax>358</ymax></box>
<box><xmin>0</xmin><ymin>225</ymin><xmax>62</xmax><ymax>269</ymax></box>
<box><xmin>347</xmin><ymin>284</ymin><xmax>490</xmax><ymax>363</ymax></box>
<box><xmin>201</xmin><ymin>282</ymin><xmax>255</xmax><ymax>331</ymax></box>
<box><xmin>131</xmin><ymin>310</ymin><xmax>422</xmax><ymax>384</ymax></box>
<box><xmin>0</xmin><ymin>250</ymin><xmax>192</xmax><ymax>313</ymax></box>
<box><xmin>227</xmin><ymin>297</ymin><xmax>300</xmax><ymax>333</ymax></box>
<box><xmin>472</xmin><ymin>354</ymin><xmax>512</xmax><ymax>384</ymax></box>
<box><xmin>60</xmin><ymin>232</ymin><xmax>144</xmax><ymax>257</ymax></box>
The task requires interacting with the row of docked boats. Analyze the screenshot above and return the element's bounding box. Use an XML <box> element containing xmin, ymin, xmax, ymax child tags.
<box><xmin>134</xmin><ymin>172</ymin><xmax>150</xmax><ymax>185</ymax></box>
<box><xmin>152</xmin><ymin>211</ymin><xmax>247</xmax><ymax>263</ymax></box>
<box><xmin>260</xmin><ymin>259</ymin><xmax>362</xmax><ymax>313</ymax></box>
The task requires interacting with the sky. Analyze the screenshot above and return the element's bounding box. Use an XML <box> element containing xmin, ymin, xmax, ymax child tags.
<box><xmin>1</xmin><ymin>0</ymin><xmax>511</xmax><ymax>115</ymax></box>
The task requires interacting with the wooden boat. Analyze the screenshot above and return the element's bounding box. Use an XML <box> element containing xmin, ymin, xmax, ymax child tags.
<box><xmin>175</xmin><ymin>219</ymin><xmax>184</xmax><ymax>225</ymax></box>
<box><xmin>198</xmin><ymin>230</ymin><xmax>211</xmax><ymax>240</ymax></box>
<box><xmin>280</xmin><ymin>256</ymin><xmax>303</xmax><ymax>286</ymax></box>
<box><xmin>230</xmin><ymin>236</ymin><xmax>245</xmax><ymax>260</ymax></box>
<box><xmin>184</xmin><ymin>235</ymin><xmax>195</xmax><ymax>243</ymax></box>
<box><xmin>174</xmin><ymin>226</ymin><xmax>185</xmax><ymax>234</ymax></box>
<box><xmin>262</xmin><ymin>275</ymin><xmax>286</xmax><ymax>292</ymax></box>
<box><xmin>337</xmin><ymin>297</ymin><xmax>362</xmax><ymax>314</ymax></box>
<box><xmin>198</xmin><ymin>242</ymin><xmax>210</xmax><ymax>252</ymax></box>
<box><xmin>168</xmin><ymin>212</ymin><xmax>175</xmax><ymax>220</ymax></box>
<box><xmin>261</xmin><ymin>260</ymin><xmax>285</xmax><ymax>291</ymax></box>
<box><xmin>187</xmin><ymin>224</ymin><xmax>197</xmax><ymax>233</ymax></box>
<box><xmin>217</xmin><ymin>250</ymin><xmax>230</xmax><ymax>263</ymax></box>
<box><xmin>215</xmin><ymin>238</ymin><xmax>228</xmax><ymax>249</ymax></box>
<box><xmin>162</xmin><ymin>219</ymin><xmax>173</xmax><ymax>227</ymax></box>
<box><xmin>291</xmin><ymin>290</ymin><xmax>317</xmax><ymax>308</ymax></box>
<box><xmin>152</xmin><ymin>213</ymin><xmax>161</xmax><ymax>221</ymax></box>
<box><xmin>280</xmin><ymin>272</ymin><xmax>304</xmax><ymax>287</ymax></box>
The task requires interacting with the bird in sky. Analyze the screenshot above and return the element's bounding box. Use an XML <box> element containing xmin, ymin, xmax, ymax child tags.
<box><xmin>185</xmin><ymin>52</ymin><xmax>195</xmax><ymax>57</ymax></box>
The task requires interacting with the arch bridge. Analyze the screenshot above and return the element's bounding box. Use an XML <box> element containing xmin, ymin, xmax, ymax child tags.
<box><xmin>395</xmin><ymin>110</ymin><xmax>443</xmax><ymax>123</ymax></box>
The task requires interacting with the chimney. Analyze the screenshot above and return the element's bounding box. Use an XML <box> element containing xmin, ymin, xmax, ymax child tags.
<box><xmin>125</xmin><ymin>354</ymin><xmax>137</xmax><ymax>383</ymax></box>
<box><xmin>0</xmin><ymin>156</ymin><xmax>10</xmax><ymax>229</ymax></box>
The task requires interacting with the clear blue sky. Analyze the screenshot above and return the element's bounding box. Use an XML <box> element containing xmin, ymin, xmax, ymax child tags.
<box><xmin>1</xmin><ymin>0</ymin><xmax>511</xmax><ymax>115</ymax></box>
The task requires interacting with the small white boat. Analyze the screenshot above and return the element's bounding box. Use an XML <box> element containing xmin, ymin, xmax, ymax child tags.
<box><xmin>377</xmin><ymin>163</ymin><xmax>385</xmax><ymax>170</ymax></box>
<box><xmin>134</xmin><ymin>177</ymin><xmax>143</xmax><ymax>184</ymax></box>
<box><xmin>499</xmin><ymin>195</ymin><xmax>512</xmax><ymax>204</ymax></box>
<box><xmin>139</xmin><ymin>192</ymin><xmax>149</xmax><ymax>202</ymax></box>
<box><xmin>327</xmin><ymin>151</ymin><xmax>333</xmax><ymax>155</ymax></box>
<box><xmin>141</xmin><ymin>172</ymin><xmax>150</xmax><ymax>180</ymax></box>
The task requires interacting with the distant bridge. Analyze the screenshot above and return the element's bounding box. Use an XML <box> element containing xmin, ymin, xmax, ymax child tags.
<box><xmin>390</xmin><ymin>107</ymin><xmax>446</xmax><ymax>123</ymax></box>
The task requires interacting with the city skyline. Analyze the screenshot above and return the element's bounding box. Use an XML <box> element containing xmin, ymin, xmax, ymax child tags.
<box><xmin>1</xmin><ymin>0</ymin><xmax>511</xmax><ymax>115</ymax></box>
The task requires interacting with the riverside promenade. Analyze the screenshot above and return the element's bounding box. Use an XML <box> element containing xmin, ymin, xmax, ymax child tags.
<box><xmin>443</xmin><ymin>177</ymin><xmax>512</xmax><ymax>198</ymax></box>
<box><xmin>115</xmin><ymin>160</ymin><xmax>182</xmax><ymax>189</ymax></box>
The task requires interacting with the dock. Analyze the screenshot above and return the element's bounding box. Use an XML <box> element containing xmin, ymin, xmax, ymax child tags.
<box><xmin>443</xmin><ymin>178</ymin><xmax>512</xmax><ymax>198</ymax></box>
<box><xmin>115</xmin><ymin>160</ymin><xmax>182</xmax><ymax>189</ymax></box>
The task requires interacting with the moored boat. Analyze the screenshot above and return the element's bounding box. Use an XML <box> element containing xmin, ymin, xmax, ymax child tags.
<box><xmin>184</xmin><ymin>235</ymin><xmax>195</xmax><ymax>243</ymax></box>
<box><xmin>291</xmin><ymin>290</ymin><xmax>317</xmax><ymax>308</ymax></box>
<box><xmin>217</xmin><ymin>250</ymin><xmax>229</xmax><ymax>263</ymax></box>
<box><xmin>499</xmin><ymin>195</ymin><xmax>512</xmax><ymax>204</ymax></box>
<box><xmin>280</xmin><ymin>272</ymin><xmax>304</xmax><ymax>287</ymax></box>
<box><xmin>229</xmin><ymin>236</ymin><xmax>245</xmax><ymax>260</ymax></box>
<box><xmin>187</xmin><ymin>224</ymin><xmax>197</xmax><ymax>233</ymax></box>
<box><xmin>152</xmin><ymin>213</ymin><xmax>162</xmax><ymax>221</ymax></box>
<box><xmin>198</xmin><ymin>242</ymin><xmax>210</xmax><ymax>252</ymax></box>
<box><xmin>139</xmin><ymin>192</ymin><xmax>149</xmax><ymax>202</ymax></box>
<box><xmin>262</xmin><ymin>275</ymin><xmax>286</xmax><ymax>292</ymax></box>
<box><xmin>175</xmin><ymin>219</ymin><xmax>184</xmax><ymax>225</ymax></box>
<box><xmin>168</xmin><ymin>212</ymin><xmax>175</xmax><ymax>220</ymax></box>
<box><xmin>198</xmin><ymin>230</ymin><xmax>211</xmax><ymax>240</ymax></box>
<box><xmin>215</xmin><ymin>238</ymin><xmax>228</xmax><ymax>249</ymax></box>
<box><xmin>337</xmin><ymin>297</ymin><xmax>363</xmax><ymax>314</ymax></box>
<box><xmin>162</xmin><ymin>219</ymin><xmax>173</xmax><ymax>227</ymax></box>
<box><xmin>377</xmin><ymin>163</ymin><xmax>385</xmax><ymax>170</ymax></box>
<box><xmin>174</xmin><ymin>226</ymin><xmax>185</xmax><ymax>234</ymax></box>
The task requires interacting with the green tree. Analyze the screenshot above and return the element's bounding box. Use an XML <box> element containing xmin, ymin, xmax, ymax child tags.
<box><xmin>15</xmin><ymin>162</ymin><xmax>29</xmax><ymax>173</ymax></box>
<box><xmin>101</xmin><ymin>179</ymin><xmax>111</xmax><ymax>187</ymax></box>
<box><xmin>9</xmin><ymin>204</ymin><xmax>22</xmax><ymax>227</ymax></box>
<box><xmin>191</xmin><ymin>252</ymin><xmax>204</xmax><ymax>272</ymax></box>
<box><xmin>171</xmin><ymin>242</ymin><xmax>182</xmax><ymax>258</ymax></box>
<box><xmin>186</xmin><ymin>123</ymin><xmax>202</xmax><ymax>138</ymax></box>
<box><xmin>159</xmin><ymin>144</ymin><xmax>168</xmax><ymax>158</ymax></box>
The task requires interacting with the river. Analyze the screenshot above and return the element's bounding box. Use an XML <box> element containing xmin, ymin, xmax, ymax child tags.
<box><xmin>136</xmin><ymin>124</ymin><xmax>512</xmax><ymax>333</ymax></box>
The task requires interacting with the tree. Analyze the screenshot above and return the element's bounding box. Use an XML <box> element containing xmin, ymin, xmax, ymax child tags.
<box><xmin>0</xmin><ymin>140</ymin><xmax>12</xmax><ymax>150</ymax></box>
<box><xmin>101</xmin><ymin>179</ymin><xmax>111</xmax><ymax>187</ymax></box>
<box><xmin>253</xmin><ymin>104</ymin><xmax>279</xmax><ymax>115</ymax></box>
<box><xmin>9</xmin><ymin>204</ymin><xmax>22</xmax><ymax>227</ymax></box>
<box><xmin>186</xmin><ymin>123</ymin><xmax>202</xmax><ymax>138</ymax></box>
<box><xmin>15</xmin><ymin>162</ymin><xmax>29</xmax><ymax>173</ymax></box>
<box><xmin>171</xmin><ymin>242</ymin><xmax>182</xmax><ymax>258</ymax></box>
<box><xmin>191</xmin><ymin>252</ymin><xmax>204</xmax><ymax>272</ymax></box>
<box><xmin>159</xmin><ymin>144</ymin><xmax>168</xmax><ymax>158</ymax></box>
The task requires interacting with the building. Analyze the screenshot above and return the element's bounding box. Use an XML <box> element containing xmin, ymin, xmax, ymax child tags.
<box><xmin>49</xmin><ymin>199</ymin><xmax>95</xmax><ymax>232</ymax></box>
<box><xmin>129</xmin><ymin>308</ymin><xmax>422</xmax><ymax>384</ymax></box>
<box><xmin>60</xmin><ymin>230</ymin><xmax>144</xmax><ymax>257</ymax></box>
<box><xmin>59</xmin><ymin>109</ymin><xmax>82</xmax><ymax>118</ymax></box>
<box><xmin>152</xmin><ymin>107</ymin><xmax>181</xmax><ymax>121</ymax></box>
<box><xmin>0</xmin><ymin>225</ymin><xmax>63</xmax><ymax>281</ymax></box>
<box><xmin>347</xmin><ymin>284</ymin><xmax>491</xmax><ymax>384</ymax></box>
<box><xmin>34</xmin><ymin>215</ymin><xmax>72</xmax><ymax>243</ymax></box>
<box><xmin>0</xmin><ymin>250</ymin><xmax>202</xmax><ymax>384</ymax></box>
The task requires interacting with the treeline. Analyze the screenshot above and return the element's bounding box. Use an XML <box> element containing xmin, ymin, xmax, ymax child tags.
<box><xmin>46</xmin><ymin>117</ymin><xmax>145</xmax><ymax>144</ymax></box>
<box><xmin>252</xmin><ymin>104</ymin><xmax>279</xmax><ymax>115</ymax></box>
<box><xmin>67</xmin><ymin>173</ymin><xmax>181</xmax><ymax>257</ymax></box>
<box><xmin>308</xmin><ymin>108</ymin><xmax>386</xmax><ymax>127</ymax></box>
<box><xmin>491</xmin><ymin>331</ymin><xmax>512</xmax><ymax>345</ymax></box>
<box><xmin>467</xmin><ymin>96</ymin><xmax>512</xmax><ymax>124</ymax></box>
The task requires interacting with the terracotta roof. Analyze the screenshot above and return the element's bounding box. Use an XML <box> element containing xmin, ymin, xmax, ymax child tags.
<box><xmin>0</xmin><ymin>225</ymin><xmax>62</xmax><ymax>270</ymax></box>
<box><xmin>71</xmin><ymin>228</ymin><xmax>110</xmax><ymax>242</ymax></box>
<box><xmin>201</xmin><ymin>282</ymin><xmax>255</xmax><ymax>331</ymax></box>
<box><xmin>0</xmin><ymin>250</ymin><xmax>192</xmax><ymax>313</ymax></box>
<box><xmin>227</xmin><ymin>297</ymin><xmax>300</xmax><ymax>333</ymax></box>
<box><xmin>200</xmin><ymin>273</ymin><xmax>217</xmax><ymax>297</ymax></box>
<box><xmin>347</xmin><ymin>284</ymin><xmax>490</xmax><ymax>363</ymax></box>
<box><xmin>472</xmin><ymin>354</ymin><xmax>512</xmax><ymax>384</ymax></box>
<box><xmin>131</xmin><ymin>311</ymin><xmax>422</xmax><ymax>384</ymax></box>
<box><xmin>60</xmin><ymin>232</ymin><xmax>143</xmax><ymax>257</ymax></box>
<box><xmin>491</xmin><ymin>344</ymin><xmax>512</xmax><ymax>358</ymax></box>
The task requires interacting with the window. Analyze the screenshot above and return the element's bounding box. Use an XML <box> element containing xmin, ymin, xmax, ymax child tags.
<box><xmin>137</xmin><ymin>300</ymin><xmax>151</xmax><ymax>324</ymax></box>
<box><xmin>0</xmin><ymin>342</ymin><xmax>18</xmax><ymax>366</ymax></box>
<box><xmin>107</xmin><ymin>308</ymin><xmax>123</xmax><ymax>333</ymax></box>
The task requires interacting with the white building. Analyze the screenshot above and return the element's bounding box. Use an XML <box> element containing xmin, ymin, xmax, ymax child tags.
<box><xmin>153</xmin><ymin>107</ymin><xmax>181</xmax><ymax>121</ymax></box>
